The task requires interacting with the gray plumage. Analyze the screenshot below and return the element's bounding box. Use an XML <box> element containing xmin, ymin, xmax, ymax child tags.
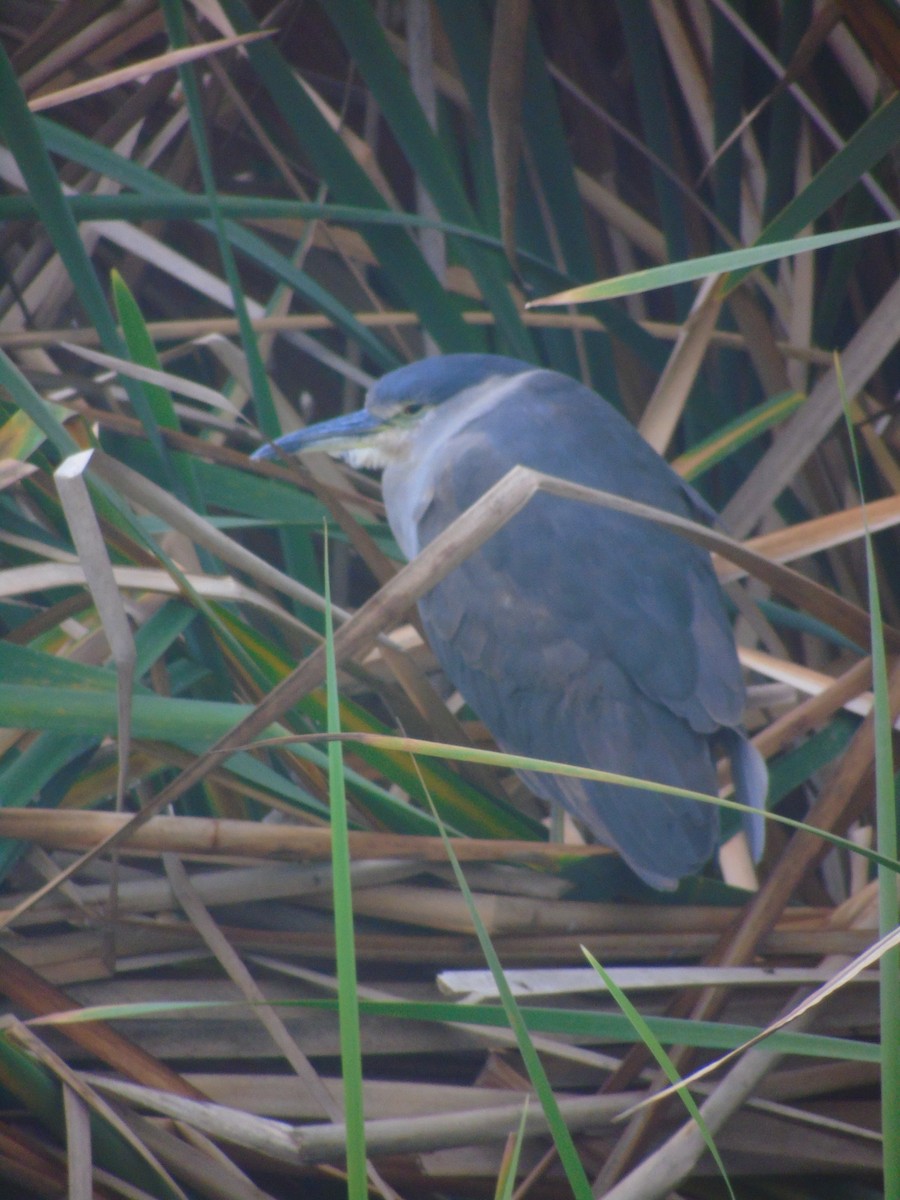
<box><xmin>255</xmin><ymin>354</ymin><xmax>767</xmax><ymax>888</ymax></box>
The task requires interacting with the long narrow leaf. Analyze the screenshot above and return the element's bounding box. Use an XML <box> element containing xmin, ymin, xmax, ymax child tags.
<box><xmin>322</xmin><ymin>530</ymin><xmax>367</xmax><ymax>1196</ymax></box>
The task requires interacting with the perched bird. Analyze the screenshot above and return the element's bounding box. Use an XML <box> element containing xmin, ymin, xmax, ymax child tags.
<box><xmin>254</xmin><ymin>354</ymin><xmax>767</xmax><ymax>889</ymax></box>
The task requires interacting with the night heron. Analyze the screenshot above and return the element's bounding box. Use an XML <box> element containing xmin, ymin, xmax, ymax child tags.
<box><xmin>254</xmin><ymin>354</ymin><xmax>767</xmax><ymax>889</ymax></box>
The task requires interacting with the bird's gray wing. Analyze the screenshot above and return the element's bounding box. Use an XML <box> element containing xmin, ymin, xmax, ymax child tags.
<box><xmin>415</xmin><ymin>524</ymin><xmax>722</xmax><ymax>887</ymax></box>
<box><xmin>404</xmin><ymin>378</ymin><xmax>755</xmax><ymax>884</ymax></box>
<box><xmin>415</xmin><ymin>381</ymin><xmax>748</xmax><ymax>729</ymax></box>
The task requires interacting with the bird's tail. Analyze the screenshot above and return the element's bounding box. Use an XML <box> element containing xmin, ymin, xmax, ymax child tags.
<box><xmin>726</xmin><ymin>731</ymin><xmax>768</xmax><ymax>862</ymax></box>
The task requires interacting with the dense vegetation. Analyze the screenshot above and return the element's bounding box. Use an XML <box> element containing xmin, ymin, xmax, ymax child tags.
<box><xmin>0</xmin><ymin>2</ymin><xmax>898</xmax><ymax>1197</ymax></box>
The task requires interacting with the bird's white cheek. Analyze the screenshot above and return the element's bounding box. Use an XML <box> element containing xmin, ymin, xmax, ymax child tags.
<box><xmin>342</xmin><ymin>446</ymin><xmax>391</xmax><ymax>471</ymax></box>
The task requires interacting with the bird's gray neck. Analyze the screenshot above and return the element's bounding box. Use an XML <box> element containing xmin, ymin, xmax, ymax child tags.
<box><xmin>381</xmin><ymin>369</ymin><xmax>541</xmax><ymax>558</ymax></box>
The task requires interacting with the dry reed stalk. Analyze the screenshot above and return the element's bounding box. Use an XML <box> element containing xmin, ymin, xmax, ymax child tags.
<box><xmin>0</xmin><ymin>807</ymin><xmax>607</xmax><ymax>865</ymax></box>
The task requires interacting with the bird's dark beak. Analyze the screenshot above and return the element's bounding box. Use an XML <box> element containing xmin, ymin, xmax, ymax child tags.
<box><xmin>251</xmin><ymin>407</ymin><xmax>385</xmax><ymax>462</ymax></box>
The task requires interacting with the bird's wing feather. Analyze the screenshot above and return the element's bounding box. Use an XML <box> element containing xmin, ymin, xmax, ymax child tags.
<box><xmin>413</xmin><ymin>373</ymin><xmax>747</xmax><ymax>729</ymax></box>
<box><xmin>399</xmin><ymin>371</ymin><xmax>751</xmax><ymax>884</ymax></box>
<box><xmin>431</xmin><ymin>613</ymin><xmax>721</xmax><ymax>887</ymax></box>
